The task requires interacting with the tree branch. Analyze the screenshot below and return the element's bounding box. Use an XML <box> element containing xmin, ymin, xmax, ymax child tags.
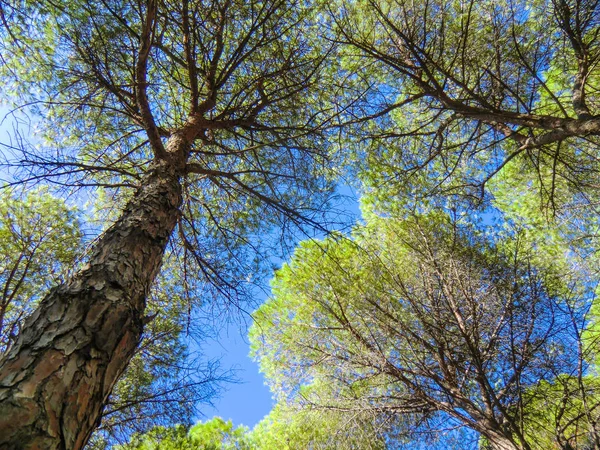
<box><xmin>135</xmin><ymin>0</ymin><xmax>167</xmax><ymax>159</ymax></box>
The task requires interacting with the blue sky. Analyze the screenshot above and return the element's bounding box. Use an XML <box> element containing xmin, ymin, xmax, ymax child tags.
<box><xmin>200</xmin><ymin>320</ymin><xmax>274</xmax><ymax>428</ymax></box>
<box><xmin>198</xmin><ymin>183</ymin><xmax>361</xmax><ymax>429</ymax></box>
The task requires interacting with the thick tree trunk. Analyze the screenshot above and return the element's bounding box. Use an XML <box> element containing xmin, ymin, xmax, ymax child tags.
<box><xmin>487</xmin><ymin>438</ymin><xmax>521</xmax><ymax>450</ymax></box>
<box><xmin>484</xmin><ymin>430</ymin><xmax>523</xmax><ymax>450</ymax></box>
<box><xmin>0</xmin><ymin>138</ymin><xmax>188</xmax><ymax>449</ymax></box>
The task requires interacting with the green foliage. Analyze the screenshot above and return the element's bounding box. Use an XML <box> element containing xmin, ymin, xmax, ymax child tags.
<box><xmin>488</xmin><ymin>158</ymin><xmax>595</xmax><ymax>281</ymax></box>
<box><xmin>520</xmin><ymin>375</ymin><xmax>600</xmax><ymax>449</ymax></box>
<box><xmin>1</xmin><ymin>0</ymin><xmax>341</xmax><ymax>443</ymax></box>
<box><xmin>249</xmin><ymin>404</ymin><xmax>387</xmax><ymax>450</ymax></box>
<box><xmin>250</xmin><ymin>211</ymin><xmax>596</xmax><ymax>448</ymax></box>
<box><xmin>118</xmin><ymin>407</ymin><xmax>387</xmax><ymax>450</ymax></box>
<box><xmin>117</xmin><ymin>418</ymin><xmax>251</xmax><ymax>450</ymax></box>
<box><xmin>3</xmin><ymin>1</ymin><xmax>600</xmax><ymax>448</ymax></box>
<box><xmin>0</xmin><ymin>188</ymin><xmax>83</xmax><ymax>353</ymax></box>
<box><xmin>116</xmin><ymin>424</ymin><xmax>194</xmax><ymax>450</ymax></box>
<box><xmin>333</xmin><ymin>0</ymin><xmax>600</xmax><ymax>219</ymax></box>
<box><xmin>188</xmin><ymin>418</ymin><xmax>251</xmax><ymax>450</ymax></box>
<box><xmin>1</xmin><ymin>0</ymin><xmax>342</xmax><ymax>332</ymax></box>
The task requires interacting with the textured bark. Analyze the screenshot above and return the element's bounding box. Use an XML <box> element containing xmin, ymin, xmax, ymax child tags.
<box><xmin>486</xmin><ymin>437</ymin><xmax>521</xmax><ymax>450</ymax></box>
<box><xmin>484</xmin><ymin>429</ymin><xmax>523</xmax><ymax>450</ymax></box>
<box><xmin>0</xmin><ymin>137</ymin><xmax>189</xmax><ymax>449</ymax></box>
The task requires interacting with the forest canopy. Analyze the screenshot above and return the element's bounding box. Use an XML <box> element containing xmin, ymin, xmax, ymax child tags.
<box><xmin>1</xmin><ymin>0</ymin><xmax>600</xmax><ymax>449</ymax></box>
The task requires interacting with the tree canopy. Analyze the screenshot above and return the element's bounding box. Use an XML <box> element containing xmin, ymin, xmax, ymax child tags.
<box><xmin>250</xmin><ymin>212</ymin><xmax>600</xmax><ymax>449</ymax></box>
<box><xmin>334</xmin><ymin>0</ymin><xmax>600</xmax><ymax>214</ymax></box>
<box><xmin>0</xmin><ymin>0</ymin><xmax>343</xmax><ymax>447</ymax></box>
<box><xmin>1</xmin><ymin>0</ymin><xmax>600</xmax><ymax>449</ymax></box>
<box><xmin>0</xmin><ymin>188</ymin><xmax>83</xmax><ymax>354</ymax></box>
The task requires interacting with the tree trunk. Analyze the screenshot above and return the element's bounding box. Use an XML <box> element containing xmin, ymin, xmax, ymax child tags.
<box><xmin>485</xmin><ymin>430</ymin><xmax>523</xmax><ymax>450</ymax></box>
<box><xmin>488</xmin><ymin>439</ymin><xmax>520</xmax><ymax>450</ymax></box>
<box><xmin>0</xmin><ymin>138</ymin><xmax>188</xmax><ymax>449</ymax></box>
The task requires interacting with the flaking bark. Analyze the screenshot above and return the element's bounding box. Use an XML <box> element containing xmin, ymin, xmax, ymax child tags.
<box><xmin>0</xmin><ymin>137</ymin><xmax>189</xmax><ymax>449</ymax></box>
